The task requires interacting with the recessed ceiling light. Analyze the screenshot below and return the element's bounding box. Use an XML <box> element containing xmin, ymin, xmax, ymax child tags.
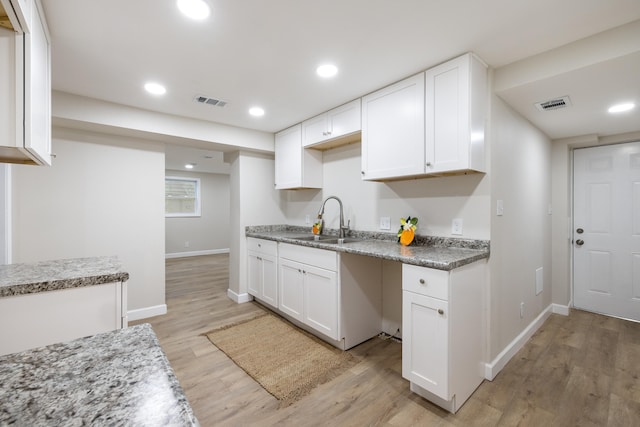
<box><xmin>177</xmin><ymin>0</ymin><xmax>210</xmax><ymax>20</ymax></box>
<box><xmin>249</xmin><ymin>107</ymin><xmax>265</xmax><ymax>117</ymax></box>
<box><xmin>144</xmin><ymin>82</ymin><xmax>166</xmax><ymax>95</ymax></box>
<box><xmin>608</xmin><ymin>102</ymin><xmax>635</xmax><ymax>113</ymax></box>
<box><xmin>185</xmin><ymin>163</ymin><xmax>195</xmax><ymax>169</ymax></box>
<box><xmin>316</xmin><ymin>64</ymin><xmax>338</xmax><ymax>78</ymax></box>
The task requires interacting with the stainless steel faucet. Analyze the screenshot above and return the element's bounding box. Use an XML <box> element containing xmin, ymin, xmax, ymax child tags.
<box><xmin>318</xmin><ymin>196</ymin><xmax>350</xmax><ymax>238</ymax></box>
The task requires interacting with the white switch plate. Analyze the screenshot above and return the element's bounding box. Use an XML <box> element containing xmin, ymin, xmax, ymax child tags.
<box><xmin>451</xmin><ymin>218</ymin><xmax>463</xmax><ymax>235</ymax></box>
<box><xmin>380</xmin><ymin>216</ymin><xmax>391</xmax><ymax>230</ymax></box>
<box><xmin>496</xmin><ymin>200</ymin><xmax>504</xmax><ymax>216</ymax></box>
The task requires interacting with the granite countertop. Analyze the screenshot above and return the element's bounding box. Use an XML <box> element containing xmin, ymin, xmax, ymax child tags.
<box><xmin>0</xmin><ymin>323</ymin><xmax>199</xmax><ymax>427</ymax></box>
<box><xmin>0</xmin><ymin>256</ymin><xmax>130</xmax><ymax>298</ymax></box>
<box><xmin>246</xmin><ymin>225</ymin><xmax>490</xmax><ymax>271</ymax></box>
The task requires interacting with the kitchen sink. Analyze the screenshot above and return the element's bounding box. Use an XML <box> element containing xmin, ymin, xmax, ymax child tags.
<box><xmin>291</xmin><ymin>236</ymin><xmax>361</xmax><ymax>245</ymax></box>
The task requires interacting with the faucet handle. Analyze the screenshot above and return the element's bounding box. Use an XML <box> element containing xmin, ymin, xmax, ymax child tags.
<box><xmin>342</xmin><ymin>219</ymin><xmax>351</xmax><ymax>231</ymax></box>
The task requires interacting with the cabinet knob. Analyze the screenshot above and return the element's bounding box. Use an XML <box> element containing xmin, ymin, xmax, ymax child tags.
<box><xmin>438</xmin><ymin>309</ymin><xmax>444</xmax><ymax>315</ymax></box>
<box><xmin>419</xmin><ymin>279</ymin><xmax>425</xmax><ymax>285</ymax></box>
<box><xmin>361</xmin><ymin>171</ymin><xmax>365</xmax><ymax>175</ymax></box>
<box><xmin>426</xmin><ymin>162</ymin><xmax>432</xmax><ymax>167</ymax></box>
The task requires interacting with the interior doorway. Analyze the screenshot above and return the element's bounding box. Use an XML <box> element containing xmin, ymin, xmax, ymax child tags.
<box><xmin>572</xmin><ymin>141</ymin><xmax>640</xmax><ymax>321</ymax></box>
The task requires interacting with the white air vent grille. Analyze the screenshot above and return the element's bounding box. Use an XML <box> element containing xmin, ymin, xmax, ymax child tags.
<box><xmin>194</xmin><ymin>95</ymin><xmax>228</xmax><ymax>108</ymax></box>
<box><xmin>535</xmin><ymin>96</ymin><xmax>572</xmax><ymax>111</ymax></box>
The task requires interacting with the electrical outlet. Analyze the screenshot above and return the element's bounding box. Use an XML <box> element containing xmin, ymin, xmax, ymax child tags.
<box><xmin>520</xmin><ymin>302</ymin><xmax>524</xmax><ymax>319</ymax></box>
<box><xmin>451</xmin><ymin>218</ymin><xmax>463</xmax><ymax>235</ymax></box>
<box><xmin>496</xmin><ymin>200</ymin><xmax>504</xmax><ymax>216</ymax></box>
<box><xmin>380</xmin><ymin>217</ymin><xmax>391</xmax><ymax>230</ymax></box>
<box><xmin>184</xmin><ymin>241</ymin><xmax>190</xmax><ymax>248</ymax></box>
<box><xmin>305</xmin><ymin>214</ymin><xmax>310</xmax><ymax>225</ymax></box>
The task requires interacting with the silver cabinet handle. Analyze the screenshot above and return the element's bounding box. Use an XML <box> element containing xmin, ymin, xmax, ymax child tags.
<box><xmin>576</xmin><ymin>239</ymin><xmax>585</xmax><ymax>246</ymax></box>
<box><xmin>438</xmin><ymin>309</ymin><xmax>444</xmax><ymax>315</ymax></box>
<box><xmin>426</xmin><ymin>162</ymin><xmax>432</xmax><ymax>167</ymax></box>
<box><xmin>419</xmin><ymin>279</ymin><xmax>425</xmax><ymax>285</ymax></box>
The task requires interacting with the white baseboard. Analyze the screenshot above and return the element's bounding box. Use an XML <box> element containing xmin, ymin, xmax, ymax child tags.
<box><xmin>165</xmin><ymin>248</ymin><xmax>229</xmax><ymax>259</ymax></box>
<box><xmin>484</xmin><ymin>304</ymin><xmax>553</xmax><ymax>380</ymax></box>
<box><xmin>127</xmin><ymin>304</ymin><xmax>167</xmax><ymax>321</ymax></box>
<box><xmin>552</xmin><ymin>303</ymin><xmax>570</xmax><ymax>316</ymax></box>
<box><xmin>227</xmin><ymin>288</ymin><xmax>253</xmax><ymax>304</ymax></box>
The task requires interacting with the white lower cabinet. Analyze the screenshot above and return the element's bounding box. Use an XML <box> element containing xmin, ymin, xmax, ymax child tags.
<box><xmin>402</xmin><ymin>261</ymin><xmax>486</xmax><ymax>413</ymax></box>
<box><xmin>278</xmin><ymin>243</ymin><xmax>339</xmax><ymax>340</ymax></box>
<box><xmin>247</xmin><ymin>238</ymin><xmax>278</xmax><ymax>309</ymax></box>
<box><xmin>0</xmin><ymin>281</ymin><xmax>127</xmax><ymax>356</ymax></box>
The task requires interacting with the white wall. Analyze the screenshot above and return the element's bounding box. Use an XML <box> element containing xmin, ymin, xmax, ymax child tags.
<box><xmin>165</xmin><ymin>170</ymin><xmax>230</xmax><ymax>256</ymax></box>
<box><xmin>488</xmin><ymin>95</ymin><xmax>552</xmax><ymax>361</ymax></box>
<box><xmin>227</xmin><ymin>151</ymin><xmax>287</xmax><ymax>301</ymax></box>
<box><xmin>11</xmin><ymin>127</ymin><xmax>166</xmax><ymax>316</ymax></box>
<box><xmin>282</xmin><ymin>143</ymin><xmax>491</xmax><ymax>240</ymax></box>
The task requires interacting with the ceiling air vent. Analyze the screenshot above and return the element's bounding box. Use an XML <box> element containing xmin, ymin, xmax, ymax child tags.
<box><xmin>534</xmin><ymin>96</ymin><xmax>572</xmax><ymax>111</ymax></box>
<box><xmin>194</xmin><ymin>95</ymin><xmax>228</xmax><ymax>108</ymax></box>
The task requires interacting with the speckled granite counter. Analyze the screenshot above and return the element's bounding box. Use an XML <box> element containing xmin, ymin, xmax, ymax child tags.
<box><xmin>246</xmin><ymin>225</ymin><xmax>489</xmax><ymax>271</ymax></box>
<box><xmin>0</xmin><ymin>323</ymin><xmax>199</xmax><ymax>426</ymax></box>
<box><xmin>0</xmin><ymin>256</ymin><xmax>129</xmax><ymax>298</ymax></box>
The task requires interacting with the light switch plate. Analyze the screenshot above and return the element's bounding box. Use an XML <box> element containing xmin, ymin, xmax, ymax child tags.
<box><xmin>380</xmin><ymin>217</ymin><xmax>391</xmax><ymax>230</ymax></box>
<box><xmin>451</xmin><ymin>218</ymin><xmax>463</xmax><ymax>235</ymax></box>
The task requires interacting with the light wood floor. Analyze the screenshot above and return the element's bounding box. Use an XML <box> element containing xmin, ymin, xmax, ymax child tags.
<box><xmin>132</xmin><ymin>254</ymin><xmax>640</xmax><ymax>426</ymax></box>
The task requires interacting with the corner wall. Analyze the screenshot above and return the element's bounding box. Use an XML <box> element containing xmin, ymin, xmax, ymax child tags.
<box><xmin>11</xmin><ymin>127</ymin><xmax>166</xmax><ymax>317</ymax></box>
<box><xmin>488</xmin><ymin>95</ymin><xmax>553</xmax><ymax>362</ymax></box>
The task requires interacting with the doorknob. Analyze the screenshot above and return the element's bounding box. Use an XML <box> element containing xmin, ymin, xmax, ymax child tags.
<box><xmin>576</xmin><ymin>239</ymin><xmax>585</xmax><ymax>246</ymax></box>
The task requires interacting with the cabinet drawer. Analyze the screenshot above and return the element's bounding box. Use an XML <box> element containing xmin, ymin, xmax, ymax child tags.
<box><xmin>279</xmin><ymin>243</ymin><xmax>337</xmax><ymax>271</ymax></box>
<box><xmin>247</xmin><ymin>237</ymin><xmax>278</xmax><ymax>256</ymax></box>
<box><xmin>402</xmin><ymin>264</ymin><xmax>449</xmax><ymax>300</ymax></box>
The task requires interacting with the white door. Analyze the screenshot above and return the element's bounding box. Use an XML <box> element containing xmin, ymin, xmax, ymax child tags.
<box><xmin>573</xmin><ymin>142</ymin><xmax>640</xmax><ymax>321</ymax></box>
<box><xmin>303</xmin><ymin>264</ymin><xmax>338</xmax><ymax>340</ymax></box>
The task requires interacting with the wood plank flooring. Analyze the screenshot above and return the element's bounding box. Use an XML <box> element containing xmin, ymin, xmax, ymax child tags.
<box><xmin>132</xmin><ymin>254</ymin><xmax>640</xmax><ymax>426</ymax></box>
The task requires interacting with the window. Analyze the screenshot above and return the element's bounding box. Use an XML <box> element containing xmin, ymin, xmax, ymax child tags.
<box><xmin>165</xmin><ymin>176</ymin><xmax>201</xmax><ymax>217</ymax></box>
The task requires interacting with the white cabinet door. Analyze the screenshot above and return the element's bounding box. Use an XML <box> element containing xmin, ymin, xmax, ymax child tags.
<box><xmin>248</xmin><ymin>251</ymin><xmax>278</xmax><ymax>309</ymax></box>
<box><xmin>402</xmin><ymin>291</ymin><xmax>449</xmax><ymax>400</ymax></box>
<box><xmin>274</xmin><ymin>124</ymin><xmax>322</xmax><ymax>189</ymax></box>
<box><xmin>23</xmin><ymin>0</ymin><xmax>50</xmax><ymax>165</ymax></box>
<box><xmin>247</xmin><ymin>251</ymin><xmax>261</xmax><ymax>297</ymax></box>
<box><xmin>261</xmin><ymin>253</ymin><xmax>278</xmax><ymax>308</ymax></box>
<box><xmin>327</xmin><ymin>99</ymin><xmax>360</xmax><ymax>142</ymax></box>
<box><xmin>303</xmin><ymin>263</ymin><xmax>338</xmax><ymax>340</ymax></box>
<box><xmin>425</xmin><ymin>53</ymin><xmax>486</xmax><ymax>174</ymax></box>
<box><xmin>302</xmin><ymin>114</ymin><xmax>328</xmax><ymax>147</ymax></box>
<box><xmin>0</xmin><ymin>0</ymin><xmax>50</xmax><ymax>166</ymax></box>
<box><xmin>361</xmin><ymin>73</ymin><xmax>425</xmax><ymax>181</ymax></box>
<box><xmin>303</xmin><ymin>99</ymin><xmax>361</xmax><ymax>148</ymax></box>
<box><xmin>278</xmin><ymin>258</ymin><xmax>304</xmax><ymax>322</ymax></box>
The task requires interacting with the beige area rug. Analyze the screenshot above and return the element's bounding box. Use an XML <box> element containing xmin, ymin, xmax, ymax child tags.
<box><xmin>204</xmin><ymin>313</ymin><xmax>358</xmax><ymax>407</ymax></box>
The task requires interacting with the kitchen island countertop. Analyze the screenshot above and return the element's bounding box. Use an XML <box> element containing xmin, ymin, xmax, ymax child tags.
<box><xmin>246</xmin><ymin>225</ymin><xmax>489</xmax><ymax>271</ymax></box>
<box><xmin>0</xmin><ymin>323</ymin><xmax>198</xmax><ymax>426</ymax></box>
<box><xmin>0</xmin><ymin>256</ymin><xmax>129</xmax><ymax>298</ymax></box>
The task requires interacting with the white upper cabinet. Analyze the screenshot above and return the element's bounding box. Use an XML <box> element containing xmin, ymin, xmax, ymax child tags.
<box><xmin>361</xmin><ymin>53</ymin><xmax>487</xmax><ymax>181</ymax></box>
<box><xmin>0</xmin><ymin>0</ymin><xmax>51</xmax><ymax>166</ymax></box>
<box><xmin>425</xmin><ymin>53</ymin><xmax>487</xmax><ymax>174</ymax></box>
<box><xmin>302</xmin><ymin>99</ymin><xmax>361</xmax><ymax>149</ymax></box>
<box><xmin>361</xmin><ymin>73</ymin><xmax>426</xmax><ymax>181</ymax></box>
<box><xmin>274</xmin><ymin>124</ymin><xmax>322</xmax><ymax>189</ymax></box>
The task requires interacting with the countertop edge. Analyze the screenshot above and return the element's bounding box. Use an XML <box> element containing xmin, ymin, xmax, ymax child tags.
<box><xmin>246</xmin><ymin>229</ymin><xmax>490</xmax><ymax>271</ymax></box>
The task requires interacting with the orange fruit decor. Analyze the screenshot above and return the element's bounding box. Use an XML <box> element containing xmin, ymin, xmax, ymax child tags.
<box><xmin>397</xmin><ymin>216</ymin><xmax>418</xmax><ymax>246</ymax></box>
<box><xmin>312</xmin><ymin>225</ymin><xmax>319</xmax><ymax>234</ymax></box>
<box><xmin>400</xmin><ymin>229</ymin><xmax>415</xmax><ymax>246</ymax></box>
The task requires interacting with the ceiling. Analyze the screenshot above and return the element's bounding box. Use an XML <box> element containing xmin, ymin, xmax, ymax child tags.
<box><xmin>40</xmin><ymin>0</ymin><xmax>640</xmax><ymax>171</ymax></box>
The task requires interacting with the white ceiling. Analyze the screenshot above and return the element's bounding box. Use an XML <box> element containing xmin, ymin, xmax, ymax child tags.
<box><xmin>40</xmin><ymin>0</ymin><xmax>640</xmax><ymax>170</ymax></box>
